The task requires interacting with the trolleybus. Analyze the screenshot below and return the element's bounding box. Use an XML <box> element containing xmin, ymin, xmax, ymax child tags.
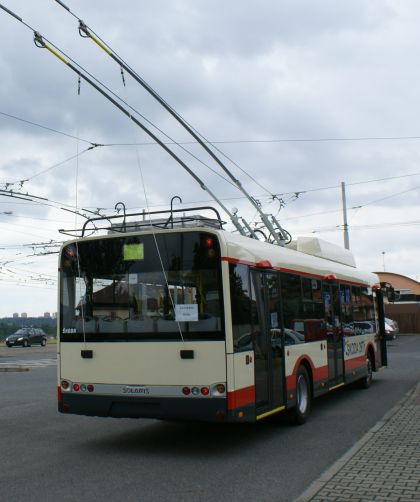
<box><xmin>58</xmin><ymin>208</ymin><xmax>388</xmax><ymax>424</ymax></box>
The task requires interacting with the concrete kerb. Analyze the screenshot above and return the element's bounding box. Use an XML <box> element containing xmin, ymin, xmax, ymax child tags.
<box><xmin>293</xmin><ymin>381</ymin><xmax>420</xmax><ymax>502</ymax></box>
<box><xmin>0</xmin><ymin>366</ymin><xmax>30</xmax><ymax>372</ymax></box>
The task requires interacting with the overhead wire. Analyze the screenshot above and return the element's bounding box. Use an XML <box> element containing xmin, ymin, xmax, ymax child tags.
<box><xmin>6</xmin><ymin>107</ymin><xmax>420</xmax><ymax>147</ymax></box>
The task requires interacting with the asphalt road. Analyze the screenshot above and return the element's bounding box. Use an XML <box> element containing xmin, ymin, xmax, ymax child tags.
<box><xmin>1</xmin><ymin>336</ymin><xmax>419</xmax><ymax>502</ymax></box>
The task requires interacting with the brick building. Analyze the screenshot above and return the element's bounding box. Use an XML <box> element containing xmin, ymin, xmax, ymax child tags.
<box><xmin>375</xmin><ymin>272</ymin><xmax>420</xmax><ymax>333</ymax></box>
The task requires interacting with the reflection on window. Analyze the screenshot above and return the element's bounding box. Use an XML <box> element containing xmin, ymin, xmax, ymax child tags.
<box><xmin>281</xmin><ymin>273</ymin><xmax>325</xmax><ymax>342</ymax></box>
<box><xmin>230</xmin><ymin>264</ymin><xmax>253</xmax><ymax>352</ymax></box>
<box><xmin>60</xmin><ymin>232</ymin><xmax>223</xmax><ymax>341</ymax></box>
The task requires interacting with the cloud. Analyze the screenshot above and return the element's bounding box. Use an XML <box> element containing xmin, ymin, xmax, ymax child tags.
<box><xmin>0</xmin><ymin>0</ymin><xmax>420</xmax><ymax>315</ymax></box>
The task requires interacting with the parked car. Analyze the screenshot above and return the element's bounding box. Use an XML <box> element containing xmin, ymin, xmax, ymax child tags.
<box><xmin>384</xmin><ymin>317</ymin><xmax>399</xmax><ymax>340</ymax></box>
<box><xmin>352</xmin><ymin>320</ymin><xmax>376</xmax><ymax>336</ymax></box>
<box><xmin>5</xmin><ymin>328</ymin><xmax>48</xmax><ymax>347</ymax></box>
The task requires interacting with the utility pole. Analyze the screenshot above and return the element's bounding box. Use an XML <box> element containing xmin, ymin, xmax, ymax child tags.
<box><xmin>341</xmin><ymin>181</ymin><xmax>350</xmax><ymax>250</ymax></box>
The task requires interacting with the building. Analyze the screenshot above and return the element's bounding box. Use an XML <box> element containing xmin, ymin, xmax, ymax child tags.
<box><xmin>375</xmin><ymin>272</ymin><xmax>420</xmax><ymax>334</ymax></box>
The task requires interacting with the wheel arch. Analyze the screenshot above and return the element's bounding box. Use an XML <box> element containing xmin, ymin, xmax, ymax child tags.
<box><xmin>366</xmin><ymin>343</ymin><xmax>376</xmax><ymax>371</ymax></box>
<box><xmin>298</xmin><ymin>358</ymin><xmax>314</xmax><ymax>400</ymax></box>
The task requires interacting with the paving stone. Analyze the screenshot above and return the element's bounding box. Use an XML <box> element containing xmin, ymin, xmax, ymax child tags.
<box><xmin>300</xmin><ymin>382</ymin><xmax>420</xmax><ymax>502</ymax></box>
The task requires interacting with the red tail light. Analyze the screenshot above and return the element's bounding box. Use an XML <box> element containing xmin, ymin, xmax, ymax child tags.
<box><xmin>201</xmin><ymin>387</ymin><xmax>209</xmax><ymax>396</ymax></box>
<box><xmin>73</xmin><ymin>383</ymin><xmax>80</xmax><ymax>392</ymax></box>
<box><xmin>182</xmin><ymin>387</ymin><xmax>191</xmax><ymax>395</ymax></box>
<box><xmin>57</xmin><ymin>386</ymin><xmax>61</xmax><ymax>402</ymax></box>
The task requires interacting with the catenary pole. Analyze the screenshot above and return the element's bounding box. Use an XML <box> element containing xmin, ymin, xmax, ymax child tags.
<box><xmin>341</xmin><ymin>181</ymin><xmax>350</xmax><ymax>249</ymax></box>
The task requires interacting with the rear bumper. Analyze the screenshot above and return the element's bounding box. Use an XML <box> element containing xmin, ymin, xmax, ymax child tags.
<box><xmin>59</xmin><ymin>394</ymin><xmax>228</xmax><ymax>422</ymax></box>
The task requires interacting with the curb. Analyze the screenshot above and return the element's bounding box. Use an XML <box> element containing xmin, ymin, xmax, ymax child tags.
<box><xmin>293</xmin><ymin>382</ymin><xmax>419</xmax><ymax>502</ymax></box>
<box><xmin>0</xmin><ymin>366</ymin><xmax>31</xmax><ymax>372</ymax></box>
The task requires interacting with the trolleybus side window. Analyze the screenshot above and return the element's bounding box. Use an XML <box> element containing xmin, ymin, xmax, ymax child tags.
<box><xmin>229</xmin><ymin>263</ymin><xmax>253</xmax><ymax>352</ymax></box>
<box><xmin>352</xmin><ymin>286</ymin><xmax>375</xmax><ymax>335</ymax></box>
<box><xmin>340</xmin><ymin>285</ymin><xmax>354</xmax><ymax>336</ymax></box>
<box><xmin>280</xmin><ymin>273</ymin><xmax>304</xmax><ymax>344</ymax></box>
<box><xmin>281</xmin><ymin>273</ymin><xmax>325</xmax><ymax>343</ymax></box>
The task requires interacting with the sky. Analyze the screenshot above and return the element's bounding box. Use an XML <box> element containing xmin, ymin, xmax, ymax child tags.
<box><xmin>1</xmin><ymin>0</ymin><xmax>420</xmax><ymax>317</ymax></box>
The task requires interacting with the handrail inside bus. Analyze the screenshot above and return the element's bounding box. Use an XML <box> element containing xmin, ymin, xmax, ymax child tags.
<box><xmin>58</xmin><ymin>205</ymin><xmax>226</xmax><ymax>238</ymax></box>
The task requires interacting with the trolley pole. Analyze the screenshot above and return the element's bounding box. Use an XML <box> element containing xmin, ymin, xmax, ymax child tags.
<box><xmin>341</xmin><ymin>181</ymin><xmax>350</xmax><ymax>250</ymax></box>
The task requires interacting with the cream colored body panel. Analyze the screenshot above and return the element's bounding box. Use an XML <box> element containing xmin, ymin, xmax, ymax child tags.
<box><xmin>59</xmin><ymin>341</ymin><xmax>226</xmax><ymax>385</ymax></box>
<box><xmin>229</xmin><ymin>351</ymin><xmax>254</xmax><ymax>391</ymax></box>
<box><xmin>285</xmin><ymin>341</ymin><xmax>327</xmax><ymax>376</ymax></box>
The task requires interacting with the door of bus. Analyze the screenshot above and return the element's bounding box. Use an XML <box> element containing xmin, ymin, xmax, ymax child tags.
<box><xmin>250</xmin><ymin>270</ymin><xmax>284</xmax><ymax>415</ymax></box>
<box><xmin>375</xmin><ymin>288</ymin><xmax>388</xmax><ymax>367</ymax></box>
<box><xmin>324</xmin><ymin>284</ymin><xmax>344</xmax><ymax>387</ymax></box>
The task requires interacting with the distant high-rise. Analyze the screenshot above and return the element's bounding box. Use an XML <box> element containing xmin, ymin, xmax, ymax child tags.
<box><xmin>44</xmin><ymin>312</ymin><xmax>51</xmax><ymax>318</ymax></box>
<box><xmin>21</xmin><ymin>312</ymin><xmax>28</xmax><ymax>318</ymax></box>
<box><xmin>13</xmin><ymin>313</ymin><xmax>19</xmax><ymax>318</ymax></box>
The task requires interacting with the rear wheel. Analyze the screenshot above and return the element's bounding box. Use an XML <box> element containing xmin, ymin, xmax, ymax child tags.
<box><xmin>41</xmin><ymin>338</ymin><xmax>47</xmax><ymax>347</ymax></box>
<box><xmin>294</xmin><ymin>365</ymin><xmax>311</xmax><ymax>425</ymax></box>
<box><xmin>358</xmin><ymin>357</ymin><xmax>373</xmax><ymax>389</ymax></box>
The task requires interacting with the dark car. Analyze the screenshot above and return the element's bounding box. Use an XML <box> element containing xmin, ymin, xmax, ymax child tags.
<box><xmin>5</xmin><ymin>328</ymin><xmax>48</xmax><ymax>347</ymax></box>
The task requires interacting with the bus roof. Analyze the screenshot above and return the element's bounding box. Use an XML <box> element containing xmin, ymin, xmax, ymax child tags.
<box><xmin>219</xmin><ymin>230</ymin><xmax>377</xmax><ymax>287</ymax></box>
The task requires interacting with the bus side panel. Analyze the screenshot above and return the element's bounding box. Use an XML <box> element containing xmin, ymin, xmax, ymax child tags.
<box><xmin>227</xmin><ymin>351</ymin><xmax>255</xmax><ymax>422</ymax></box>
<box><xmin>284</xmin><ymin>342</ymin><xmax>329</xmax><ymax>407</ymax></box>
<box><xmin>343</xmin><ymin>334</ymin><xmax>375</xmax><ymax>383</ymax></box>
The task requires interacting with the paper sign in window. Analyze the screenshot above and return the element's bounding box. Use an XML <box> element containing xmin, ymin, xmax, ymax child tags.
<box><xmin>123</xmin><ymin>243</ymin><xmax>144</xmax><ymax>261</ymax></box>
<box><xmin>175</xmin><ymin>304</ymin><xmax>199</xmax><ymax>322</ymax></box>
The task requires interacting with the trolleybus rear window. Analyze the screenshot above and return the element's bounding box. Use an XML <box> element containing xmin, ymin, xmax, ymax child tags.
<box><xmin>60</xmin><ymin>232</ymin><xmax>223</xmax><ymax>341</ymax></box>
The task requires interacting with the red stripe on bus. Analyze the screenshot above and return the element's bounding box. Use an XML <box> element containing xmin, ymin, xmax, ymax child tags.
<box><xmin>344</xmin><ymin>355</ymin><xmax>367</xmax><ymax>371</ymax></box>
<box><xmin>285</xmin><ymin>357</ymin><xmax>328</xmax><ymax>390</ymax></box>
<box><xmin>221</xmin><ymin>257</ymin><xmax>370</xmax><ymax>287</ymax></box>
<box><xmin>227</xmin><ymin>385</ymin><xmax>255</xmax><ymax>410</ymax></box>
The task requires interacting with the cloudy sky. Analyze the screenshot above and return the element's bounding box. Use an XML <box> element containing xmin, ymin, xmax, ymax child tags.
<box><xmin>0</xmin><ymin>0</ymin><xmax>420</xmax><ymax>317</ymax></box>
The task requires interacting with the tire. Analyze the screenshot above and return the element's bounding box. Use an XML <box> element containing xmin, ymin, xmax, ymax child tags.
<box><xmin>357</xmin><ymin>356</ymin><xmax>373</xmax><ymax>389</ymax></box>
<box><xmin>22</xmin><ymin>339</ymin><xmax>29</xmax><ymax>348</ymax></box>
<box><xmin>294</xmin><ymin>365</ymin><xmax>312</xmax><ymax>425</ymax></box>
<box><xmin>41</xmin><ymin>338</ymin><xmax>47</xmax><ymax>347</ymax></box>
